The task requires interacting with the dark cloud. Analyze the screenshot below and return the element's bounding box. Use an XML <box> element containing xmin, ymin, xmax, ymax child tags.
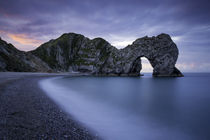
<box><xmin>0</xmin><ymin>0</ymin><xmax>210</xmax><ymax>71</ymax></box>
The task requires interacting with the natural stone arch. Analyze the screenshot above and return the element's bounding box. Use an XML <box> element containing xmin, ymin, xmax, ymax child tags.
<box><xmin>126</xmin><ymin>34</ymin><xmax>181</xmax><ymax>76</ymax></box>
<box><xmin>98</xmin><ymin>33</ymin><xmax>183</xmax><ymax>77</ymax></box>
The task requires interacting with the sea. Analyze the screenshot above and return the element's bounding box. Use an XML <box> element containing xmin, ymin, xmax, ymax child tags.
<box><xmin>39</xmin><ymin>73</ymin><xmax>210</xmax><ymax>140</ymax></box>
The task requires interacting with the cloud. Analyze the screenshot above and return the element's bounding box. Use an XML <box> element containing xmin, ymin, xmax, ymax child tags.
<box><xmin>171</xmin><ymin>36</ymin><xmax>183</xmax><ymax>42</ymax></box>
<box><xmin>0</xmin><ymin>0</ymin><xmax>210</xmax><ymax>71</ymax></box>
<box><xmin>141</xmin><ymin>58</ymin><xmax>153</xmax><ymax>72</ymax></box>
<box><xmin>176</xmin><ymin>62</ymin><xmax>210</xmax><ymax>72</ymax></box>
<box><xmin>106</xmin><ymin>34</ymin><xmax>137</xmax><ymax>48</ymax></box>
<box><xmin>8</xmin><ymin>33</ymin><xmax>43</xmax><ymax>46</ymax></box>
<box><xmin>0</xmin><ymin>30</ymin><xmax>43</xmax><ymax>51</ymax></box>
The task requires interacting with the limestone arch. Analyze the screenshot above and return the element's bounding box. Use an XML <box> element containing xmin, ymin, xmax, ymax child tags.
<box><xmin>118</xmin><ymin>34</ymin><xmax>182</xmax><ymax>76</ymax></box>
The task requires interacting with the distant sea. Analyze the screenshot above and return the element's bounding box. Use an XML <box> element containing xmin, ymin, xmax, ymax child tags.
<box><xmin>40</xmin><ymin>73</ymin><xmax>210</xmax><ymax>140</ymax></box>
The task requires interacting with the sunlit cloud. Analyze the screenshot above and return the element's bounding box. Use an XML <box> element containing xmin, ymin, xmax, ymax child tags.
<box><xmin>111</xmin><ymin>40</ymin><xmax>133</xmax><ymax>48</ymax></box>
<box><xmin>171</xmin><ymin>36</ymin><xmax>182</xmax><ymax>42</ymax></box>
<box><xmin>0</xmin><ymin>30</ymin><xmax>43</xmax><ymax>51</ymax></box>
<box><xmin>107</xmin><ymin>34</ymin><xmax>136</xmax><ymax>49</ymax></box>
<box><xmin>7</xmin><ymin>33</ymin><xmax>42</xmax><ymax>46</ymax></box>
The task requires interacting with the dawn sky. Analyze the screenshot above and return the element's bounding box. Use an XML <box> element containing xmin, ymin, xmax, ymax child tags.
<box><xmin>0</xmin><ymin>0</ymin><xmax>210</xmax><ymax>72</ymax></box>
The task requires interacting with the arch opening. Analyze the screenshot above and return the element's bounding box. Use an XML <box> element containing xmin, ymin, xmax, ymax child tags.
<box><xmin>140</xmin><ymin>57</ymin><xmax>153</xmax><ymax>76</ymax></box>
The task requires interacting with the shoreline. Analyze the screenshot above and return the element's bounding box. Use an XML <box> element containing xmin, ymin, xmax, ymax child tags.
<box><xmin>0</xmin><ymin>72</ymin><xmax>99</xmax><ymax>139</ymax></box>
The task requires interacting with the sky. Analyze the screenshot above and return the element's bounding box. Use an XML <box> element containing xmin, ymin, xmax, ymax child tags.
<box><xmin>0</xmin><ymin>0</ymin><xmax>210</xmax><ymax>72</ymax></box>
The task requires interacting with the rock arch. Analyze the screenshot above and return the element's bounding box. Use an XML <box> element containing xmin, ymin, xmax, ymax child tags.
<box><xmin>99</xmin><ymin>33</ymin><xmax>183</xmax><ymax>77</ymax></box>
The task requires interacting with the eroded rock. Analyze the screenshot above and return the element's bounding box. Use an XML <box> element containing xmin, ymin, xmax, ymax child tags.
<box><xmin>0</xmin><ymin>38</ymin><xmax>52</xmax><ymax>72</ymax></box>
<box><xmin>0</xmin><ymin>33</ymin><xmax>183</xmax><ymax>77</ymax></box>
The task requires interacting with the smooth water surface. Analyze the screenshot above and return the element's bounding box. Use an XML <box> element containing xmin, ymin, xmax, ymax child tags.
<box><xmin>40</xmin><ymin>73</ymin><xmax>210</xmax><ymax>140</ymax></box>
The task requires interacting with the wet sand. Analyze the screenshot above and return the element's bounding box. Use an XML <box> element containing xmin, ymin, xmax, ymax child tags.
<box><xmin>0</xmin><ymin>72</ymin><xmax>99</xmax><ymax>140</ymax></box>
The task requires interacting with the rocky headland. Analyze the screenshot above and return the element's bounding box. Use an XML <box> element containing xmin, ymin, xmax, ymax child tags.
<box><xmin>0</xmin><ymin>33</ymin><xmax>183</xmax><ymax>77</ymax></box>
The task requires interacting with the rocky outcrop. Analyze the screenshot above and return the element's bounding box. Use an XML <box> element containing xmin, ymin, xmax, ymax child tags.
<box><xmin>99</xmin><ymin>34</ymin><xmax>183</xmax><ymax>77</ymax></box>
<box><xmin>0</xmin><ymin>37</ymin><xmax>51</xmax><ymax>72</ymax></box>
<box><xmin>0</xmin><ymin>33</ymin><xmax>183</xmax><ymax>77</ymax></box>
<box><xmin>30</xmin><ymin>33</ymin><xmax>114</xmax><ymax>73</ymax></box>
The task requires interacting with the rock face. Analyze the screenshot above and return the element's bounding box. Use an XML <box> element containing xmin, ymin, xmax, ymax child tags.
<box><xmin>0</xmin><ymin>33</ymin><xmax>183</xmax><ymax>77</ymax></box>
<box><xmin>0</xmin><ymin>37</ymin><xmax>51</xmax><ymax>72</ymax></box>
<box><xmin>30</xmin><ymin>33</ymin><xmax>113</xmax><ymax>73</ymax></box>
<box><xmin>100</xmin><ymin>33</ymin><xmax>183</xmax><ymax>77</ymax></box>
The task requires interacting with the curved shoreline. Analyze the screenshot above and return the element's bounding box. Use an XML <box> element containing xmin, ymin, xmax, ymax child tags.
<box><xmin>0</xmin><ymin>72</ymin><xmax>99</xmax><ymax>139</ymax></box>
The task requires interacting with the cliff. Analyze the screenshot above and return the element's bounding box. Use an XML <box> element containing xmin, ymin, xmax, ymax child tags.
<box><xmin>0</xmin><ymin>37</ymin><xmax>51</xmax><ymax>72</ymax></box>
<box><xmin>0</xmin><ymin>33</ymin><xmax>183</xmax><ymax>77</ymax></box>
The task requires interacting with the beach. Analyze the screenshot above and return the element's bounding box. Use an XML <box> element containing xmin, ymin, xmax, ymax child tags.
<box><xmin>1</xmin><ymin>73</ymin><xmax>210</xmax><ymax>140</ymax></box>
<box><xmin>0</xmin><ymin>72</ymin><xmax>98</xmax><ymax>140</ymax></box>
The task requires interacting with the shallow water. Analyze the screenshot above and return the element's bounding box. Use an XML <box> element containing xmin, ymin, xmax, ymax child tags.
<box><xmin>40</xmin><ymin>73</ymin><xmax>210</xmax><ymax>140</ymax></box>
